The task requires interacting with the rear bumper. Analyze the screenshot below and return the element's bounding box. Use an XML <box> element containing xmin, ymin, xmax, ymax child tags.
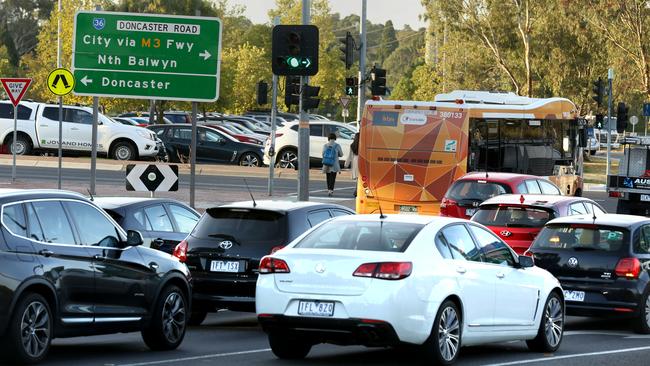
<box><xmin>560</xmin><ymin>278</ymin><xmax>645</xmax><ymax>317</ymax></box>
<box><xmin>258</xmin><ymin>315</ymin><xmax>400</xmax><ymax>347</ymax></box>
<box><xmin>191</xmin><ymin>273</ymin><xmax>257</xmax><ymax>312</ymax></box>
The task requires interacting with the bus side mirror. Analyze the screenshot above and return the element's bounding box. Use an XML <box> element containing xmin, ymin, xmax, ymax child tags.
<box><xmin>579</xmin><ymin>129</ymin><xmax>587</xmax><ymax>148</ymax></box>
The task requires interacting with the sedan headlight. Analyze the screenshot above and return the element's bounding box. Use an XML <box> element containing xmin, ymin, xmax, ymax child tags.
<box><xmin>137</xmin><ymin>130</ymin><xmax>155</xmax><ymax>141</ymax></box>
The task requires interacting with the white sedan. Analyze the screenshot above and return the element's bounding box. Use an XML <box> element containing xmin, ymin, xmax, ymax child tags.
<box><xmin>256</xmin><ymin>215</ymin><xmax>564</xmax><ymax>364</ymax></box>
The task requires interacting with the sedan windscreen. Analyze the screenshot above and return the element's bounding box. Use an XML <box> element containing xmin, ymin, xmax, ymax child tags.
<box><xmin>192</xmin><ymin>208</ymin><xmax>287</xmax><ymax>245</ymax></box>
<box><xmin>532</xmin><ymin>225</ymin><xmax>628</xmax><ymax>252</ymax></box>
<box><xmin>473</xmin><ymin>205</ymin><xmax>553</xmax><ymax>228</ymax></box>
<box><xmin>295</xmin><ymin>221</ymin><xmax>424</xmax><ymax>252</ymax></box>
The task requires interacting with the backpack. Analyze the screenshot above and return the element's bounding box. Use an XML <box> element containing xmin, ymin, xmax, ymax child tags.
<box><xmin>322</xmin><ymin>144</ymin><xmax>336</xmax><ymax>166</ymax></box>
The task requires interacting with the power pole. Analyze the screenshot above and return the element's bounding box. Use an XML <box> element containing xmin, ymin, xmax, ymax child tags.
<box><xmin>606</xmin><ymin>68</ymin><xmax>613</xmax><ymax>178</ymax></box>
<box><xmin>356</xmin><ymin>0</ymin><xmax>367</xmax><ymax>123</ymax></box>
<box><xmin>297</xmin><ymin>0</ymin><xmax>310</xmax><ymax>201</ymax></box>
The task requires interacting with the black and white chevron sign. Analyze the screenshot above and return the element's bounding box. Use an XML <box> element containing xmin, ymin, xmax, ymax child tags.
<box><xmin>126</xmin><ymin>164</ymin><xmax>178</xmax><ymax>192</ymax></box>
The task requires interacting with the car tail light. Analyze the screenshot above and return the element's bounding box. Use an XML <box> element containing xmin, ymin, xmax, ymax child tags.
<box><xmin>274</xmin><ymin>133</ymin><xmax>283</xmax><ymax>138</ymax></box>
<box><xmin>259</xmin><ymin>256</ymin><xmax>290</xmax><ymax>274</ymax></box>
<box><xmin>615</xmin><ymin>258</ymin><xmax>641</xmax><ymax>279</ymax></box>
<box><xmin>609</xmin><ymin>191</ymin><xmax>623</xmax><ymax>198</ymax></box>
<box><xmin>353</xmin><ymin>262</ymin><xmax>412</xmax><ymax>280</ymax></box>
<box><xmin>173</xmin><ymin>240</ymin><xmax>188</xmax><ymax>263</ymax></box>
<box><xmin>523</xmin><ymin>249</ymin><xmax>534</xmax><ymax>257</ymax></box>
<box><xmin>270</xmin><ymin>245</ymin><xmax>285</xmax><ymax>254</ymax></box>
<box><xmin>440</xmin><ymin>197</ymin><xmax>456</xmax><ymax>216</ymax></box>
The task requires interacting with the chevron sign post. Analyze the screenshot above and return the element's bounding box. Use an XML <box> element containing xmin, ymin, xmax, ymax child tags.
<box><xmin>126</xmin><ymin>164</ymin><xmax>178</xmax><ymax>192</ymax></box>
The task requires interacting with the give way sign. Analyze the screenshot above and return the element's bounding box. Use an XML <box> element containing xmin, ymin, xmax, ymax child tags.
<box><xmin>1</xmin><ymin>78</ymin><xmax>32</xmax><ymax>107</ymax></box>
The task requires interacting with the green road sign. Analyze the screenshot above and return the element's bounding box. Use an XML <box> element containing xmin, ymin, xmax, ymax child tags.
<box><xmin>72</xmin><ymin>11</ymin><xmax>221</xmax><ymax>102</ymax></box>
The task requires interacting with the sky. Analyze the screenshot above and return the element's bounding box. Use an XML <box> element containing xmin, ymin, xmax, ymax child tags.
<box><xmin>227</xmin><ymin>0</ymin><xmax>427</xmax><ymax>29</ymax></box>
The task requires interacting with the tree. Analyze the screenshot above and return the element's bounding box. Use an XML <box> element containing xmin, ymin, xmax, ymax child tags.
<box><xmin>377</xmin><ymin>20</ymin><xmax>398</xmax><ymax>65</ymax></box>
<box><xmin>0</xmin><ymin>0</ymin><xmax>53</xmax><ymax>69</ymax></box>
<box><xmin>218</xmin><ymin>43</ymin><xmax>272</xmax><ymax>114</ymax></box>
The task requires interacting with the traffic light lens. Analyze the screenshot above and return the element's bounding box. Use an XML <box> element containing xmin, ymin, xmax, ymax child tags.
<box><xmin>287</xmin><ymin>57</ymin><xmax>300</xmax><ymax>68</ymax></box>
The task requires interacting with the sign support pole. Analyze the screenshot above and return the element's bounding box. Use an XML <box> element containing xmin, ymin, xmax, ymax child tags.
<box><xmin>268</xmin><ymin>16</ymin><xmax>280</xmax><ymax>197</ymax></box>
<box><xmin>11</xmin><ymin>105</ymin><xmax>17</xmax><ymax>182</ymax></box>
<box><xmin>356</xmin><ymin>0</ymin><xmax>367</xmax><ymax>123</ymax></box>
<box><xmin>606</xmin><ymin>68</ymin><xmax>613</xmax><ymax>178</ymax></box>
<box><xmin>57</xmin><ymin>0</ymin><xmax>62</xmax><ymax>189</ymax></box>
<box><xmin>90</xmin><ymin>97</ymin><xmax>98</xmax><ymax>195</ymax></box>
<box><xmin>297</xmin><ymin>0</ymin><xmax>310</xmax><ymax>201</ymax></box>
<box><xmin>190</xmin><ymin>102</ymin><xmax>198</xmax><ymax>208</ymax></box>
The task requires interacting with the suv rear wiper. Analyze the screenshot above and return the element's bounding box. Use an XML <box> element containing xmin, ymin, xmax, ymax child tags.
<box><xmin>573</xmin><ymin>246</ymin><xmax>597</xmax><ymax>251</ymax></box>
<box><xmin>207</xmin><ymin>233</ymin><xmax>239</xmax><ymax>244</ymax></box>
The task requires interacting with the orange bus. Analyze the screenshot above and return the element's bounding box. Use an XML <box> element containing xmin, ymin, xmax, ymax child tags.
<box><xmin>356</xmin><ymin>90</ymin><xmax>584</xmax><ymax>214</ymax></box>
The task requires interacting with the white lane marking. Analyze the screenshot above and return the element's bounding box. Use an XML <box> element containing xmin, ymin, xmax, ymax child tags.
<box><xmin>564</xmin><ymin>330</ymin><xmax>650</xmax><ymax>339</ymax></box>
<box><xmin>482</xmin><ymin>345</ymin><xmax>650</xmax><ymax>366</ymax></box>
<box><xmin>117</xmin><ymin>348</ymin><xmax>271</xmax><ymax>366</ymax></box>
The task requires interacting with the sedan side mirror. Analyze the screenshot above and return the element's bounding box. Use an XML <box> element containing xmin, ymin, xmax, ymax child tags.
<box><xmin>518</xmin><ymin>255</ymin><xmax>535</xmax><ymax>268</ymax></box>
<box><xmin>126</xmin><ymin>230</ymin><xmax>144</xmax><ymax>247</ymax></box>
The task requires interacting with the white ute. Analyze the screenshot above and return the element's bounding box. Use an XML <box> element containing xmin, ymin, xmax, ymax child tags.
<box><xmin>0</xmin><ymin>101</ymin><xmax>162</xmax><ymax>160</ymax></box>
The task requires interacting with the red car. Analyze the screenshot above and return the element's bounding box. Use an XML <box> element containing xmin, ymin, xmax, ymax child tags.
<box><xmin>440</xmin><ymin>172</ymin><xmax>562</xmax><ymax>218</ymax></box>
<box><xmin>470</xmin><ymin>194</ymin><xmax>606</xmax><ymax>255</ymax></box>
<box><xmin>205</xmin><ymin>124</ymin><xmax>264</xmax><ymax>146</ymax></box>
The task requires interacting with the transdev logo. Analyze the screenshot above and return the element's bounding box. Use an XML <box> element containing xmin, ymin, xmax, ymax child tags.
<box><xmin>399</xmin><ymin>112</ymin><xmax>427</xmax><ymax>126</ymax></box>
<box><xmin>93</xmin><ymin>18</ymin><xmax>106</xmax><ymax>30</ymax></box>
<box><xmin>623</xmin><ymin>177</ymin><xmax>634</xmax><ymax>188</ymax></box>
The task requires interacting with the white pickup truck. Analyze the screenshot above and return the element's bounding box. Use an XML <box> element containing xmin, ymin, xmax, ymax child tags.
<box><xmin>0</xmin><ymin>101</ymin><xmax>162</xmax><ymax>160</ymax></box>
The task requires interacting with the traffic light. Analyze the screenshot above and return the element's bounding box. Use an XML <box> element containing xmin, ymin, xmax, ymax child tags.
<box><xmin>370</xmin><ymin>66</ymin><xmax>387</xmax><ymax>96</ymax></box>
<box><xmin>272</xmin><ymin>25</ymin><xmax>319</xmax><ymax>76</ymax></box>
<box><xmin>592</xmin><ymin>77</ymin><xmax>604</xmax><ymax>107</ymax></box>
<box><xmin>257</xmin><ymin>81</ymin><xmax>268</xmax><ymax>105</ymax></box>
<box><xmin>284</xmin><ymin>76</ymin><xmax>300</xmax><ymax>107</ymax></box>
<box><xmin>302</xmin><ymin>85</ymin><xmax>321</xmax><ymax>110</ymax></box>
<box><xmin>595</xmin><ymin>114</ymin><xmax>604</xmax><ymax>130</ymax></box>
<box><xmin>339</xmin><ymin>32</ymin><xmax>354</xmax><ymax>70</ymax></box>
<box><xmin>345</xmin><ymin>77</ymin><xmax>357</xmax><ymax>96</ymax></box>
<box><xmin>617</xmin><ymin>102</ymin><xmax>629</xmax><ymax>133</ymax></box>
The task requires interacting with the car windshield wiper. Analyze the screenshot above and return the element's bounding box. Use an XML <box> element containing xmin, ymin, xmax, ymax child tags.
<box><xmin>573</xmin><ymin>246</ymin><xmax>597</xmax><ymax>251</ymax></box>
<box><xmin>506</xmin><ymin>223</ymin><xmax>535</xmax><ymax>228</ymax></box>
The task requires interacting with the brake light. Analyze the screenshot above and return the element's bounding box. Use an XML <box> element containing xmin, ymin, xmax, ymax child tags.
<box><xmin>615</xmin><ymin>258</ymin><xmax>641</xmax><ymax>279</ymax></box>
<box><xmin>523</xmin><ymin>249</ymin><xmax>534</xmax><ymax>257</ymax></box>
<box><xmin>173</xmin><ymin>240</ymin><xmax>188</xmax><ymax>263</ymax></box>
<box><xmin>259</xmin><ymin>256</ymin><xmax>290</xmax><ymax>274</ymax></box>
<box><xmin>274</xmin><ymin>133</ymin><xmax>283</xmax><ymax>138</ymax></box>
<box><xmin>609</xmin><ymin>191</ymin><xmax>623</xmax><ymax>198</ymax></box>
<box><xmin>353</xmin><ymin>262</ymin><xmax>412</xmax><ymax>280</ymax></box>
<box><xmin>270</xmin><ymin>245</ymin><xmax>285</xmax><ymax>254</ymax></box>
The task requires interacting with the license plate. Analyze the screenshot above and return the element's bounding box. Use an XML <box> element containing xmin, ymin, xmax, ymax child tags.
<box><xmin>297</xmin><ymin>301</ymin><xmax>335</xmax><ymax>317</ymax></box>
<box><xmin>400</xmin><ymin>205</ymin><xmax>418</xmax><ymax>214</ymax></box>
<box><xmin>563</xmin><ymin>290</ymin><xmax>585</xmax><ymax>302</ymax></box>
<box><xmin>465</xmin><ymin>208</ymin><xmax>477</xmax><ymax>217</ymax></box>
<box><xmin>642</xmin><ymin>195</ymin><xmax>650</xmax><ymax>202</ymax></box>
<box><xmin>210</xmin><ymin>260</ymin><xmax>240</xmax><ymax>273</ymax></box>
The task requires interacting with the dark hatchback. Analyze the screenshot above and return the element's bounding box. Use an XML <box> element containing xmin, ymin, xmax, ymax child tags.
<box><xmin>93</xmin><ymin>197</ymin><xmax>200</xmax><ymax>254</ymax></box>
<box><xmin>528</xmin><ymin>214</ymin><xmax>650</xmax><ymax>333</ymax></box>
<box><xmin>171</xmin><ymin>200</ymin><xmax>355</xmax><ymax>325</ymax></box>
<box><xmin>0</xmin><ymin>189</ymin><xmax>191</xmax><ymax>364</ymax></box>
<box><xmin>148</xmin><ymin>124</ymin><xmax>265</xmax><ymax>167</ymax></box>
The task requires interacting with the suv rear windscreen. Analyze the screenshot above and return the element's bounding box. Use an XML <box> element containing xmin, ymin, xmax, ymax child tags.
<box><xmin>473</xmin><ymin>205</ymin><xmax>553</xmax><ymax>228</ymax></box>
<box><xmin>192</xmin><ymin>208</ymin><xmax>287</xmax><ymax>245</ymax></box>
<box><xmin>447</xmin><ymin>180</ymin><xmax>511</xmax><ymax>201</ymax></box>
<box><xmin>532</xmin><ymin>225</ymin><xmax>628</xmax><ymax>253</ymax></box>
<box><xmin>295</xmin><ymin>221</ymin><xmax>424</xmax><ymax>252</ymax></box>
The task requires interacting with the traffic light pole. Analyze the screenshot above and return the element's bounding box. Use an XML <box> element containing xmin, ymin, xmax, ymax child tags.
<box><xmin>297</xmin><ymin>0</ymin><xmax>310</xmax><ymax>201</ymax></box>
<box><xmin>268</xmin><ymin>16</ymin><xmax>280</xmax><ymax>197</ymax></box>
<box><xmin>356</xmin><ymin>0</ymin><xmax>367</xmax><ymax>123</ymax></box>
<box><xmin>606</xmin><ymin>68</ymin><xmax>613</xmax><ymax>178</ymax></box>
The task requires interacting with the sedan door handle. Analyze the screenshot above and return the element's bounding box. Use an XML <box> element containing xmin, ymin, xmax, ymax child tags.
<box><xmin>496</xmin><ymin>272</ymin><xmax>505</xmax><ymax>279</ymax></box>
<box><xmin>456</xmin><ymin>266</ymin><xmax>467</xmax><ymax>274</ymax></box>
<box><xmin>39</xmin><ymin>249</ymin><xmax>54</xmax><ymax>257</ymax></box>
<box><xmin>93</xmin><ymin>254</ymin><xmax>106</xmax><ymax>261</ymax></box>
<box><xmin>149</xmin><ymin>262</ymin><xmax>159</xmax><ymax>270</ymax></box>
<box><xmin>71</xmin><ymin>127</ymin><xmax>79</xmax><ymax>131</ymax></box>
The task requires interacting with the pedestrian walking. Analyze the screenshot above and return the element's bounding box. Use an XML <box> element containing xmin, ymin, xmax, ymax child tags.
<box><xmin>345</xmin><ymin>132</ymin><xmax>360</xmax><ymax>197</ymax></box>
<box><xmin>322</xmin><ymin>133</ymin><xmax>344</xmax><ymax>196</ymax></box>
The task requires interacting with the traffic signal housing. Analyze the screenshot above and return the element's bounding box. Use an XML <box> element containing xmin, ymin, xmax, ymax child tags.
<box><xmin>345</xmin><ymin>77</ymin><xmax>357</xmax><ymax>96</ymax></box>
<box><xmin>592</xmin><ymin>78</ymin><xmax>604</xmax><ymax>107</ymax></box>
<box><xmin>595</xmin><ymin>114</ymin><xmax>604</xmax><ymax>130</ymax></box>
<box><xmin>284</xmin><ymin>76</ymin><xmax>301</xmax><ymax>107</ymax></box>
<box><xmin>339</xmin><ymin>32</ymin><xmax>354</xmax><ymax>70</ymax></box>
<box><xmin>302</xmin><ymin>85</ymin><xmax>321</xmax><ymax>110</ymax></box>
<box><xmin>370</xmin><ymin>66</ymin><xmax>387</xmax><ymax>96</ymax></box>
<box><xmin>272</xmin><ymin>25</ymin><xmax>319</xmax><ymax>76</ymax></box>
<box><xmin>617</xmin><ymin>102</ymin><xmax>629</xmax><ymax>133</ymax></box>
<box><xmin>257</xmin><ymin>81</ymin><xmax>268</xmax><ymax>105</ymax></box>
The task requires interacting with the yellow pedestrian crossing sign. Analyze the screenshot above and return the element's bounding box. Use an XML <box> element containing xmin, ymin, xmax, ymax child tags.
<box><xmin>47</xmin><ymin>68</ymin><xmax>75</xmax><ymax>96</ymax></box>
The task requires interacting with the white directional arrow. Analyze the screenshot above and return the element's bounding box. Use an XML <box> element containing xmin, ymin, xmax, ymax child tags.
<box><xmin>156</xmin><ymin>165</ymin><xmax>179</xmax><ymax>191</ymax></box>
<box><xmin>125</xmin><ymin>165</ymin><xmax>149</xmax><ymax>192</ymax></box>
<box><xmin>199</xmin><ymin>50</ymin><xmax>211</xmax><ymax>60</ymax></box>
<box><xmin>80</xmin><ymin>75</ymin><xmax>93</xmax><ymax>86</ymax></box>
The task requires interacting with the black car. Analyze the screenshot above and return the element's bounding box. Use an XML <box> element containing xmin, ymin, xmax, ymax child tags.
<box><xmin>148</xmin><ymin>124</ymin><xmax>265</xmax><ymax>166</ymax></box>
<box><xmin>0</xmin><ymin>189</ymin><xmax>191</xmax><ymax>364</ymax></box>
<box><xmin>172</xmin><ymin>200</ymin><xmax>355</xmax><ymax>325</ymax></box>
<box><xmin>529</xmin><ymin>213</ymin><xmax>650</xmax><ymax>333</ymax></box>
<box><xmin>94</xmin><ymin>197</ymin><xmax>200</xmax><ymax>254</ymax></box>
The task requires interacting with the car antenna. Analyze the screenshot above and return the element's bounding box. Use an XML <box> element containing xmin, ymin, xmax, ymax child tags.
<box><xmin>591</xmin><ymin>202</ymin><xmax>597</xmax><ymax>223</ymax></box>
<box><xmin>243</xmin><ymin>178</ymin><xmax>257</xmax><ymax>207</ymax></box>
<box><xmin>367</xmin><ymin>186</ymin><xmax>386</xmax><ymax>219</ymax></box>
<box><xmin>87</xmin><ymin>188</ymin><xmax>94</xmax><ymax>202</ymax></box>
